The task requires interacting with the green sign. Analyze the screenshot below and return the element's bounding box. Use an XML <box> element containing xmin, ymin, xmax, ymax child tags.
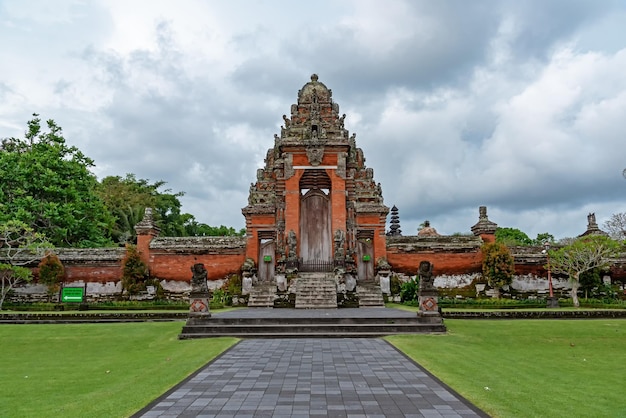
<box><xmin>61</xmin><ymin>287</ymin><xmax>84</xmax><ymax>303</ymax></box>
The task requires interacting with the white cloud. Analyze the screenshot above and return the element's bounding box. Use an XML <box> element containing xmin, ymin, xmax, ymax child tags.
<box><xmin>1</xmin><ymin>0</ymin><xmax>625</xmax><ymax>240</ymax></box>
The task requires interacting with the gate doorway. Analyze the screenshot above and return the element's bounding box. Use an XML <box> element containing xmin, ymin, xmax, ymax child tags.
<box><xmin>258</xmin><ymin>238</ymin><xmax>275</xmax><ymax>283</ymax></box>
<box><xmin>356</xmin><ymin>235</ymin><xmax>374</xmax><ymax>281</ymax></box>
<box><xmin>299</xmin><ymin>188</ymin><xmax>331</xmax><ymax>264</ymax></box>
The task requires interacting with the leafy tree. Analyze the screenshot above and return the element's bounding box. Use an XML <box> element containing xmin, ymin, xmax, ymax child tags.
<box><xmin>549</xmin><ymin>235</ymin><xmax>622</xmax><ymax>307</ymax></box>
<box><xmin>603</xmin><ymin>212</ymin><xmax>626</xmax><ymax>241</ymax></box>
<box><xmin>97</xmin><ymin>174</ymin><xmax>239</xmax><ymax>241</ymax></box>
<box><xmin>481</xmin><ymin>242</ymin><xmax>515</xmax><ymax>297</ymax></box>
<box><xmin>0</xmin><ymin>221</ymin><xmax>52</xmax><ymax>309</ymax></box>
<box><xmin>533</xmin><ymin>232</ymin><xmax>555</xmax><ymax>246</ymax></box>
<box><xmin>495</xmin><ymin>227</ymin><xmax>532</xmax><ymax>246</ymax></box>
<box><xmin>579</xmin><ymin>268</ymin><xmax>602</xmax><ymax>300</ymax></box>
<box><xmin>120</xmin><ymin>244</ymin><xmax>149</xmax><ymax>297</ymax></box>
<box><xmin>184</xmin><ymin>221</ymin><xmax>245</xmax><ymax>237</ymax></box>
<box><xmin>0</xmin><ymin>115</ymin><xmax>114</xmax><ymax>247</ymax></box>
<box><xmin>38</xmin><ymin>252</ymin><xmax>65</xmax><ymax>302</ymax></box>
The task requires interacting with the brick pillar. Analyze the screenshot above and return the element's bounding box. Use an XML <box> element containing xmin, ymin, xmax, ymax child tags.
<box><xmin>134</xmin><ymin>208</ymin><xmax>160</xmax><ymax>267</ymax></box>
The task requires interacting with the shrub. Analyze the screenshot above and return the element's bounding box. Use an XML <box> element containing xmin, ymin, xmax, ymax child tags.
<box><xmin>400</xmin><ymin>277</ymin><xmax>419</xmax><ymax>302</ymax></box>
<box><xmin>121</xmin><ymin>245</ymin><xmax>148</xmax><ymax>297</ymax></box>
<box><xmin>37</xmin><ymin>252</ymin><xmax>65</xmax><ymax>301</ymax></box>
<box><xmin>222</xmin><ymin>274</ymin><xmax>242</xmax><ymax>296</ymax></box>
<box><xmin>481</xmin><ymin>242</ymin><xmax>515</xmax><ymax>296</ymax></box>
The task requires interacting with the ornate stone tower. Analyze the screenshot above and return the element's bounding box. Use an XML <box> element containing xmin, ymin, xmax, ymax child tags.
<box><xmin>242</xmin><ymin>75</ymin><xmax>388</xmax><ymax>282</ymax></box>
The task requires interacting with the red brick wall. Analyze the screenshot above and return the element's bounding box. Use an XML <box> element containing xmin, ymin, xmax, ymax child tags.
<box><xmin>64</xmin><ymin>266</ymin><xmax>123</xmax><ymax>282</ymax></box>
<box><xmin>149</xmin><ymin>253</ymin><xmax>246</xmax><ymax>282</ymax></box>
<box><xmin>387</xmin><ymin>250</ymin><xmax>483</xmax><ymax>276</ymax></box>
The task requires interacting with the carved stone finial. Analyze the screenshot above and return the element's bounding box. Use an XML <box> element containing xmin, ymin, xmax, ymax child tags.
<box><xmin>471</xmin><ymin>206</ymin><xmax>497</xmax><ymax>236</ymax></box>
<box><xmin>311</xmin><ymin>74</ymin><xmax>319</xmax><ymax>82</ymax></box>
<box><xmin>579</xmin><ymin>212</ymin><xmax>608</xmax><ymax>237</ymax></box>
<box><xmin>134</xmin><ymin>207</ymin><xmax>160</xmax><ymax>236</ymax></box>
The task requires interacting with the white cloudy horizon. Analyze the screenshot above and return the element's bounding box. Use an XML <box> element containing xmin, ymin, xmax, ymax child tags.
<box><xmin>1</xmin><ymin>0</ymin><xmax>625</xmax><ymax>240</ymax></box>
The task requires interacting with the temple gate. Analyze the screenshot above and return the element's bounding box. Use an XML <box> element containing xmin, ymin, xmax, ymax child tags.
<box><xmin>242</xmin><ymin>74</ymin><xmax>388</xmax><ymax>300</ymax></box>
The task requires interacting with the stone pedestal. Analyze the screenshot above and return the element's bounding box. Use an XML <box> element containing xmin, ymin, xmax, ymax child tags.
<box><xmin>188</xmin><ymin>291</ymin><xmax>211</xmax><ymax>322</ymax></box>
<box><xmin>187</xmin><ymin>263</ymin><xmax>211</xmax><ymax>322</ymax></box>
<box><xmin>546</xmin><ymin>297</ymin><xmax>559</xmax><ymax>308</ymax></box>
<box><xmin>418</xmin><ymin>292</ymin><xmax>440</xmax><ymax>316</ymax></box>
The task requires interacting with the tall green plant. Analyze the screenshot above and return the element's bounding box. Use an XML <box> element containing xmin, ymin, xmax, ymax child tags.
<box><xmin>481</xmin><ymin>242</ymin><xmax>515</xmax><ymax>297</ymax></box>
<box><xmin>38</xmin><ymin>252</ymin><xmax>65</xmax><ymax>302</ymax></box>
<box><xmin>400</xmin><ymin>277</ymin><xmax>419</xmax><ymax>302</ymax></box>
<box><xmin>120</xmin><ymin>245</ymin><xmax>148</xmax><ymax>297</ymax></box>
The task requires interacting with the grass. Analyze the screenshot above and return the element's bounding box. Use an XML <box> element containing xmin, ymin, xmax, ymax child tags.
<box><xmin>2</xmin><ymin>313</ymin><xmax>625</xmax><ymax>418</ymax></box>
<box><xmin>387</xmin><ymin>319</ymin><xmax>626</xmax><ymax>418</ymax></box>
<box><xmin>0</xmin><ymin>323</ymin><xmax>237</xmax><ymax>418</ymax></box>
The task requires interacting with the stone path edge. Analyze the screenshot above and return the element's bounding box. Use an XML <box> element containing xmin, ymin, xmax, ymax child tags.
<box><xmin>383</xmin><ymin>338</ymin><xmax>490</xmax><ymax>418</ymax></box>
<box><xmin>129</xmin><ymin>339</ymin><xmax>243</xmax><ymax>418</ymax></box>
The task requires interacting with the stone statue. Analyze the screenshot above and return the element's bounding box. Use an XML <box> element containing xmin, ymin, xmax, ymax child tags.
<box><xmin>190</xmin><ymin>263</ymin><xmax>208</xmax><ymax>294</ymax></box>
<box><xmin>287</xmin><ymin>230</ymin><xmax>297</xmax><ymax>259</ymax></box>
<box><xmin>418</xmin><ymin>261</ymin><xmax>435</xmax><ymax>292</ymax></box>
<box><xmin>334</xmin><ymin>229</ymin><xmax>345</xmax><ymax>259</ymax></box>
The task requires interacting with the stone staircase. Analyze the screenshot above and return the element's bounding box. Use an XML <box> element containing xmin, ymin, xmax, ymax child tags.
<box><xmin>356</xmin><ymin>283</ymin><xmax>385</xmax><ymax>307</ymax></box>
<box><xmin>179</xmin><ymin>309</ymin><xmax>446</xmax><ymax>338</ymax></box>
<box><xmin>247</xmin><ymin>283</ymin><xmax>276</xmax><ymax>308</ymax></box>
<box><xmin>295</xmin><ymin>273</ymin><xmax>337</xmax><ymax>309</ymax></box>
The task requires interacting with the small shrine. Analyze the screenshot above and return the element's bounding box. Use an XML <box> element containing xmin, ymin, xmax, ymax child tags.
<box><xmin>241</xmin><ymin>75</ymin><xmax>389</xmax><ymax>303</ymax></box>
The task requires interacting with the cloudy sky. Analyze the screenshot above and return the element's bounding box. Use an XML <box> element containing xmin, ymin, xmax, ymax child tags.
<box><xmin>1</xmin><ymin>0</ymin><xmax>625</xmax><ymax>240</ymax></box>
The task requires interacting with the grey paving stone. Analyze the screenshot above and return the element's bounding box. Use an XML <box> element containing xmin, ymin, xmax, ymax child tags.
<box><xmin>134</xmin><ymin>338</ymin><xmax>488</xmax><ymax>417</ymax></box>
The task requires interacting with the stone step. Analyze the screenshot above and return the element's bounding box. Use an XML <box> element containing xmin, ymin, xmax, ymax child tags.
<box><xmin>179</xmin><ymin>322</ymin><xmax>446</xmax><ymax>338</ymax></box>
<box><xmin>180</xmin><ymin>323</ymin><xmax>445</xmax><ymax>338</ymax></box>
<box><xmin>356</xmin><ymin>284</ymin><xmax>384</xmax><ymax>308</ymax></box>
<box><xmin>247</xmin><ymin>284</ymin><xmax>276</xmax><ymax>308</ymax></box>
<box><xmin>295</xmin><ymin>276</ymin><xmax>338</xmax><ymax>309</ymax></box>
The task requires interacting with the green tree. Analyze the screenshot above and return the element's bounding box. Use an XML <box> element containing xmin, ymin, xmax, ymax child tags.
<box><xmin>549</xmin><ymin>235</ymin><xmax>622</xmax><ymax>307</ymax></box>
<box><xmin>481</xmin><ymin>242</ymin><xmax>515</xmax><ymax>297</ymax></box>
<box><xmin>533</xmin><ymin>232</ymin><xmax>556</xmax><ymax>246</ymax></box>
<box><xmin>184</xmin><ymin>222</ymin><xmax>245</xmax><ymax>237</ymax></box>
<box><xmin>120</xmin><ymin>244</ymin><xmax>149</xmax><ymax>297</ymax></box>
<box><xmin>0</xmin><ymin>115</ymin><xmax>113</xmax><ymax>247</ymax></box>
<box><xmin>0</xmin><ymin>221</ymin><xmax>52</xmax><ymax>309</ymax></box>
<box><xmin>38</xmin><ymin>252</ymin><xmax>65</xmax><ymax>302</ymax></box>
<box><xmin>98</xmin><ymin>174</ymin><xmax>219</xmax><ymax>240</ymax></box>
<box><xmin>579</xmin><ymin>268</ymin><xmax>601</xmax><ymax>300</ymax></box>
<box><xmin>495</xmin><ymin>227</ymin><xmax>532</xmax><ymax>246</ymax></box>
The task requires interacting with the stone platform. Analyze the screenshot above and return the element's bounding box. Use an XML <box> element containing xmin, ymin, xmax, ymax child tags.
<box><xmin>179</xmin><ymin>307</ymin><xmax>446</xmax><ymax>339</ymax></box>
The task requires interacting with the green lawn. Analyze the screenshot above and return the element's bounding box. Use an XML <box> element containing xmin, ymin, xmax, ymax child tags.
<box><xmin>387</xmin><ymin>319</ymin><xmax>626</xmax><ymax>418</ymax></box>
<box><xmin>0</xmin><ymin>323</ymin><xmax>237</xmax><ymax>418</ymax></box>
<box><xmin>2</xmin><ymin>318</ymin><xmax>625</xmax><ymax>418</ymax></box>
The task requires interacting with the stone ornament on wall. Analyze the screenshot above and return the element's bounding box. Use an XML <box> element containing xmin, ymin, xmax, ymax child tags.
<box><xmin>306</xmin><ymin>146</ymin><xmax>324</xmax><ymax>166</ymax></box>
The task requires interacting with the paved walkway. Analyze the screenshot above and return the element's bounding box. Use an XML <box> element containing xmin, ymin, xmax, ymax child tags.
<box><xmin>135</xmin><ymin>338</ymin><xmax>488</xmax><ymax>418</ymax></box>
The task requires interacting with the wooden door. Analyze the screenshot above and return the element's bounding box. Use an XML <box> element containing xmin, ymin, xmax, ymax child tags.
<box><xmin>258</xmin><ymin>239</ymin><xmax>275</xmax><ymax>283</ymax></box>
<box><xmin>300</xmin><ymin>189</ymin><xmax>331</xmax><ymax>263</ymax></box>
<box><xmin>356</xmin><ymin>239</ymin><xmax>374</xmax><ymax>281</ymax></box>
